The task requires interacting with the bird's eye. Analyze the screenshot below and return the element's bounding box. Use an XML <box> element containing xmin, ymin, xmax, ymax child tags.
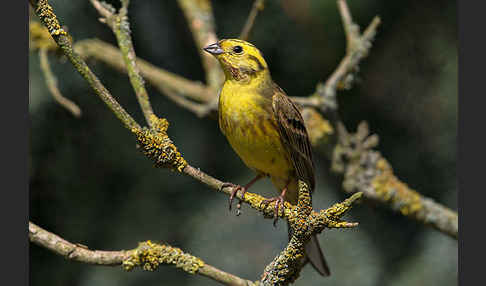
<box><xmin>233</xmin><ymin>46</ymin><xmax>243</xmax><ymax>54</ymax></box>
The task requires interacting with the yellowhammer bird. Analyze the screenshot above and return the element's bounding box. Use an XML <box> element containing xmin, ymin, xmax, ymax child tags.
<box><xmin>204</xmin><ymin>39</ymin><xmax>330</xmax><ymax>276</ymax></box>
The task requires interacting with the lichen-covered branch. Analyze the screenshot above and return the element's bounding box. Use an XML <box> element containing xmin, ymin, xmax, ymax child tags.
<box><xmin>29</xmin><ymin>181</ymin><xmax>359</xmax><ymax>286</ymax></box>
<box><xmin>177</xmin><ymin>0</ymin><xmax>223</xmax><ymax>90</ymax></box>
<box><xmin>30</xmin><ymin>0</ymin><xmax>141</xmax><ymax>132</ymax></box>
<box><xmin>29</xmin><ymin>221</ymin><xmax>255</xmax><ymax>286</ymax></box>
<box><xmin>135</xmin><ymin>116</ymin><xmax>187</xmax><ymax>171</ymax></box>
<box><xmin>183</xmin><ymin>166</ymin><xmax>360</xmax><ymax>232</ymax></box>
<box><xmin>240</xmin><ymin>0</ymin><xmax>265</xmax><ymax>41</ymax></box>
<box><xmin>332</xmin><ymin>122</ymin><xmax>458</xmax><ymax>239</ymax></box>
<box><xmin>260</xmin><ymin>182</ymin><xmax>361</xmax><ymax>285</ymax></box>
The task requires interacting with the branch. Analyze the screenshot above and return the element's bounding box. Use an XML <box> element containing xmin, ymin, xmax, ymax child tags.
<box><xmin>332</xmin><ymin>122</ymin><xmax>458</xmax><ymax>238</ymax></box>
<box><xmin>239</xmin><ymin>0</ymin><xmax>265</xmax><ymax>41</ymax></box>
<box><xmin>177</xmin><ymin>0</ymin><xmax>223</xmax><ymax>90</ymax></box>
<box><xmin>182</xmin><ymin>165</ymin><xmax>359</xmax><ymax>231</ymax></box>
<box><xmin>260</xmin><ymin>182</ymin><xmax>361</xmax><ymax>285</ymax></box>
<box><xmin>74</xmin><ymin>39</ymin><xmax>213</xmax><ymax>102</ymax></box>
<box><xmin>30</xmin><ymin>21</ymin><xmax>82</xmax><ymax>117</ymax></box>
<box><xmin>292</xmin><ymin>0</ymin><xmax>381</xmax><ymax>112</ymax></box>
<box><xmin>38</xmin><ymin>47</ymin><xmax>82</xmax><ymax>117</ymax></box>
<box><xmin>29</xmin><ymin>222</ymin><xmax>256</xmax><ymax>286</ymax></box>
<box><xmin>90</xmin><ymin>0</ymin><xmax>155</xmax><ymax>129</ymax></box>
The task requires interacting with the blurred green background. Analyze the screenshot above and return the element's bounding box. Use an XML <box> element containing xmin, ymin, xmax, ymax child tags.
<box><xmin>29</xmin><ymin>0</ymin><xmax>457</xmax><ymax>285</ymax></box>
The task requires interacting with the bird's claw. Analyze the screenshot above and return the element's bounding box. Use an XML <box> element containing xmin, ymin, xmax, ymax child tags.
<box><xmin>221</xmin><ymin>182</ymin><xmax>247</xmax><ymax>211</ymax></box>
<box><xmin>260</xmin><ymin>195</ymin><xmax>285</xmax><ymax>227</ymax></box>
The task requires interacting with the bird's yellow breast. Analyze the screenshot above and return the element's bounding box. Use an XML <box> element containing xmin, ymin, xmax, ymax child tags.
<box><xmin>218</xmin><ymin>81</ymin><xmax>293</xmax><ymax>180</ymax></box>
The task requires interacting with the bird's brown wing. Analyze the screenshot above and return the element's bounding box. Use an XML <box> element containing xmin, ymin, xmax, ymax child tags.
<box><xmin>271</xmin><ymin>84</ymin><xmax>316</xmax><ymax>192</ymax></box>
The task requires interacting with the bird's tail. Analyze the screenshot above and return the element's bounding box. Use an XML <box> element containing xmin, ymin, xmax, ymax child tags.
<box><xmin>287</xmin><ymin>223</ymin><xmax>331</xmax><ymax>276</ymax></box>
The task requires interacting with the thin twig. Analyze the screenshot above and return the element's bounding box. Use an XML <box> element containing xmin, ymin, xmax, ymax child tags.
<box><xmin>90</xmin><ymin>0</ymin><xmax>156</xmax><ymax>129</ymax></box>
<box><xmin>294</xmin><ymin>0</ymin><xmax>381</xmax><ymax>112</ymax></box>
<box><xmin>162</xmin><ymin>86</ymin><xmax>215</xmax><ymax>118</ymax></box>
<box><xmin>240</xmin><ymin>0</ymin><xmax>265</xmax><ymax>41</ymax></box>
<box><xmin>74</xmin><ymin>39</ymin><xmax>213</xmax><ymax>102</ymax></box>
<box><xmin>177</xmin><ymin>0</ymin><xmax>223</xmax><ymax>91</ymax></box>
<box><xmin>38</xmin><ymin>48</ymin><xmax>82</xmax><ymax>117</ymax></box>
<box><xmin>29</xmin><ymin>221</ymin><xmax>256</xmax><ymax>286</ymax></box>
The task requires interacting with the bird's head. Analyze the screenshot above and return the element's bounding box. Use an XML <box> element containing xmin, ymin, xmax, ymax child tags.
<box><xmin>203</xmin><ymin>39</ymin><xmax>268</xmax><ymax>82</ymax></box>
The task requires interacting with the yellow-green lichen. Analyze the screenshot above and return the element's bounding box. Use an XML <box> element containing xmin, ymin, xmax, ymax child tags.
<box><xmin>123</xmin><ymin>240</ymin><xmax>205</xmax><ymax>273</ymax></box>
<box><xmin>135</xmin><ymin>116</ymin><xmax>187</xmax><ymax>172</ymax></box>
<box><xmin>301</xmin><ymin>108</ymin><xmax>334</xmax><ymax>146</ymax></box>
<box><xmin>372</xmin><ymin>159</ymin><xmax>423</xmax><ymax>216</ymax></box>
<box><xmin>35</xmin><ymin>0</ymin><xmax>67</xmax><ymax>37</ymax></box>
<box><xmin>261</xmin><ymin>238</ymin><xmax>305</xmax><ymax>285</ymax></box>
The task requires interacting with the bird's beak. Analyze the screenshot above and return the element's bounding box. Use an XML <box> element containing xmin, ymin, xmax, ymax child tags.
<box><xmin>203</xmin><ymin>42</ymin><xmax>224</xmax><ymax>55</ymax></box>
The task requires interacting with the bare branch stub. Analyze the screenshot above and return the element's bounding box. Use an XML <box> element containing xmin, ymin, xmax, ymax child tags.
<box><xmin>240</xmin><ymin>0</ymin><xmax>265</xmax><ymax>41</ymax></box>
<box><xmin>29</xmin><ymin>221</ymin><xmax>131</xmax><ymax>265</ymax></box>
<box><xmin>31</xmin><ymin>22</ymin><xmax>82</xmax><ymax>118</ymax></box>
<box><xmin>177</xmin><ymin>0</ymin><xmax>223</xmax><ymax>90</ymax></box>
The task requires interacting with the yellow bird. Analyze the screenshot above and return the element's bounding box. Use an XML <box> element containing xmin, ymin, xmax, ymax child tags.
<box><xmin>204</xmin><ymin>39</ymin><xmax>330</xmax><ymax>276</ymax></box>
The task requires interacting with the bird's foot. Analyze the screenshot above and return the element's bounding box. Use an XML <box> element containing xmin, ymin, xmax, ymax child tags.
<box><xmin>221</xmin><ymin>182</ymin><xmax>247</xmax><ymax>212</ymax></box>
<box><xmin>260</xmin><ymin>195</ymin><xmax>286</xmax><ymax>227</ymax></box>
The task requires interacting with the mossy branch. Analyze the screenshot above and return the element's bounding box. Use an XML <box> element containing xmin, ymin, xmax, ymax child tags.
<box><xmin>29</xmin><ymin>222</ymin><xmax>255</xmax><ymax>286</ymax></box>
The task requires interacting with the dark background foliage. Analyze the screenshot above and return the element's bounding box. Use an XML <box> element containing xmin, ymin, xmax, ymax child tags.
<box><xmin>29</xmin><ymin>0</ymin><xmax>457</xmax><ymax>285</ymax></box>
